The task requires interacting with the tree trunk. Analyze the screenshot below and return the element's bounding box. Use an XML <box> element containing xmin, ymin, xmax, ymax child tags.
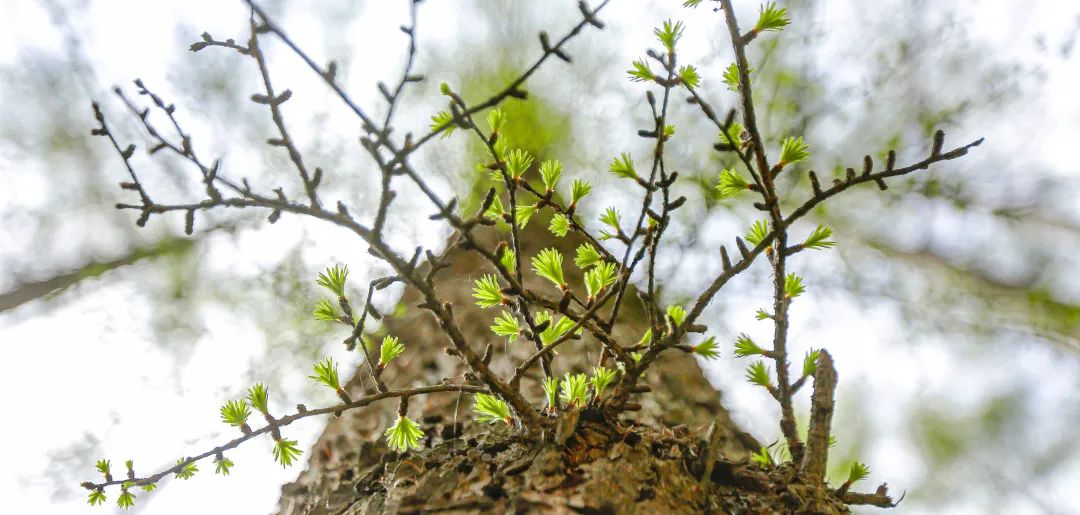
<box><xmin>275</xmin><ymin>224</ymin><xmax>852</xmax><ymax>514</ymax></box>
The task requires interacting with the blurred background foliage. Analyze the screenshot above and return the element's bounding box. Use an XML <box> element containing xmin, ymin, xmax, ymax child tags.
<box><xmin>0</xmin><ymin>0</ymin><xmax>1076</xmax><ymax>513</ymax></box>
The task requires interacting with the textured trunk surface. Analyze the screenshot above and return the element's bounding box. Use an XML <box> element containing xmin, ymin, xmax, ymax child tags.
<box><xmin>276</xmin><ymin>226</ymin><xmax>850</xmax><ymax>514</ymax></box>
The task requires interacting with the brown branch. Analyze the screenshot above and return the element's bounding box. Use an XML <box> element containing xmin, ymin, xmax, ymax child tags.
<box><xmin>380</xmin><ymin>0</ymin><xmax>421</xmax><ymax>127</ymax></box>
<box><xmin>244</xmin><ymin>1</ymin><xmax>379</xmax><ymax>133</ymax></box>
<box><xmin>91</xmin><ymin>102</ymin><xmax>152</xmax><ymax>207</ymax></box>
<box><xmin>718</xmin><ymin>0</ymin><xmax>802</xmax><ymax>461</ymax></box>
<box><xmin>784</xmin><ymin>135</ymin><xmax>984</xmax><ymax>225</ymax></box>
<box><xmin>682</xmin><ymin>85</ymin><xmax>763</xmax><ymax>190</ymax></box>
<box><xmin>247</xmin><ymin>16</ymin><xmax>321</xmax><ymax>208</ymax></box>
<box><xmin>801</xmin><ymin>350</ymin><xmax>837</xmax><ymax>483</ymax></box>
<box><xmin>244</xmin><ymin>0</ymin><xmax>611</xmax><ymax>158</ymax></box>
<box><xmin>842</xmin><ymin>488</ymin><xmax>899</xmax><ymax>508</ymax></box>
<box><xmin>510</xmin><ymin>286</ymin><xmax>620</xmax><ymax>390</ymax></box>
<box><xmin>606</xmin><ymin>82</ymin><xmax>675</xmax><ymax>330</ymax></box>
<box><xmin>81</xmin><ymin>384</ymin><xmax>485</xmax><ymax>491</ymax></box>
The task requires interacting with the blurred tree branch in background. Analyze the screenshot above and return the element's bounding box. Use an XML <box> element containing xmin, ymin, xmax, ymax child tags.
<box><xmin>0</xmin><ymin>236</ymin><xmax>194</xmax><ymax>314</ymax></box>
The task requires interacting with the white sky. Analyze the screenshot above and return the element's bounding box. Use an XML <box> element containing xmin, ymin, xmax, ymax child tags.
<box><xmin>0</xmin><ymin>1</ymin><xmax>1077</xmax><ymax>514</ymax></box>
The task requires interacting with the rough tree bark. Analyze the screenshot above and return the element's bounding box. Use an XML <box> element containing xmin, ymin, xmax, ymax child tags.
<box><xmin>274</xmin><ymin>221</ymin><xmax>859</xmax><ymax>514</ymax></box>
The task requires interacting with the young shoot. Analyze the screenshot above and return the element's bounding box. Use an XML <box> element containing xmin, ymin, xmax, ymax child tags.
<box><xmin>784</xmin><ymin>273</ymin><xmax>806</xmax><ymax>299</ymax></box>
<box><xmin>384</xmin><ymin>416</ymin><xmax>425</xmax><ymax>453</ymax></box>
<box><xmin>570</xmin><ymin>178</ymin><xmax>592</xmax><ymax>206</ymax></box>
<box><xmin>549</xmin><ymin>213</ymin><xmax>571</xmax><ymax>237</ymax></box>
<box><xmin>542</xmin><ymin>376</ymin><xmax>560</xmax><ymax>412</ymax></box>
<box><xmin>312</xmin><ymin>298</ymin><xmax>341</xmax><ymax>322</ymax></box>
<box><xmin>584</xmin><ymin>261</ymin><xmax>618</xmax><ymax>301</ymax></box>
<box><xmin>539</xmin><ymin>159</ymin><xmax>562</xmax><ymax>191</ymax></box>
<box><xmin>95</xmin><ymin>459</ymin><xmax>111</xmax><ymax>478</ymax></box>
<box><xmin>720</xmin><ymin>121</ymin><xmax>745</xmax><ymax>149</ymax></box>
<box><xmin>273</xmin><ymin>439</ymin><xmax>303</xmax><ymax>467</ymax></box>
<box><xmin>560</xmin><ymin>373</ymin><xmax>589</xmax><ymax>408</ymax></box>
<box><xmin>316</xmin><ymin>264</ymin><xmax>349</xmax><ymax>298</ymax></box>
<box><xmin>537</xmin><ymin>313</ymin><xmax>578</xmax><ymax>346</ymax></box>
<box><xmin>599</xmin><ymin>208</ymin><xmax>622</xmax><ymax>240</ymax></box>
<box><xmin>746</xmin><ymin>220</ymin><xmax>770</xmax><ymax>247</ymax></box>
<box><xmin>486</xmin><ymin>108</ymin><xmax>507</xmax><ymax>133</ymax></box>
<box><xmin>214</xmin><ymin>457</ymin><xmax>234</xmax><ymax>476</ymax></box>
<box><xmin>848</xmin><ymin>462</ymin><xmax>871</xmax><ymax>485</ymax></box>
<box><xmin>638</xmin><ymin>328</ymin><xmax>654</xmax><ymax>348</ymax></box>
<box><xmin>802</xmin><ymin>225</ymin><xmax>836</xmax><ymax>250</ymax></box>
<box><xmin>247</xmin><ymin>383</ymin><xmax>269</xmax><ymax>414</ymax></box>
<box><xmin>654</xmin><ymin>19</ymin><xmax>685</xmax><ymax>51</ymax></box>
<box><xmin>484</xmin><ymin>195</ymin><xmax>505</xmax><ymax>222</ymax></box>
<box><xmin>220</xmin><ymin>399</ymin><xmax>252</xmax><ymax>428</ymax></box>
<box><xmin>802</xmin><ymin>348</ymin><xmax>822</xmax><ymax>378</ymax></box>
<box><xmin>87</xmin><ymin>490</ymin><xmax>106</xmax><ymax>507</ymax></box>
<box><xmin>746</xmin><ymin>361</ymin><xmax>773</xmax><ymax>389</ymax></box>
<box><xmin>779</xmin><ymin>136</ymin><xmax>811</xmax><ymax>167</ymax></box>
<box><xmin>751</xmin><ymin>446</ymin><xmax>775</xmax><ymax>468</ymax></box>
<box><xmin>734</xmin><ymin>334</ymin><xmax>765</xmax><ymax>357</ymax></box>
<box><xmin>608</xmin><ymin>153</ymin><xmax>638</xmax><ymax>181</ymax></box>
<box><xmin>174</xmin><ymin>459</ymin><xmax>198</xmax><ymax>480</ymax></box>
<box><xmin>514</xmin><ymin>203</ymin><xmax>538</xmax><ymax>228</ymax></box>
<box><xmin>692</xmin><ymin>337</ymin><xmax>721</xmax><ymax>359</ymax></box>
<box><xmin>531</xmin><ymin>248</ymin><xmax>567</xmax><ymax>289</ymax></box>
<box><xmin>473</xmin><ymin>393</ymin><xmax>513</xmax><ymax>425</ymax></box>
<box><xmin>430</xmin><ymin>111</ymin><xmax>456</xmax><ymax>137</ymax></box>
<box><xmin>723</xmin><ymin>62</ymin><xmax>754</xmax><ymax>92</ymax></box>
<box><xmin>678</xmin><ymin>64</ymin><xmax>701</xmax><ymax>88</ymax></box>
<box><xmin>574</xmin><ymin>243</ymin><xmax>603</xmax><ymax>269</ymax></box>
<box><xmin>666</xmin><ymin>305</ymin><xmax>687</xmax><ymax>332</ymax></box>
<box><xmin>627</xmin><ymin>58</ymin><xmax>654</xmax><ymax>83</ymax></box>
<box><xmin>472</xmin><ymin>274</ymin><xmax>504</xmax><ymax>308</ymax></box>
<box><xmin>379</xmin><ymin>335</ymin><xmax>406</xmax><ymax>367</ymax></box>
<box><xmin>490</xmin><ymin>311</ymin><xmax>522</xmax><ymax>341</ymax></box>
<box><xmin>503</xmin><ymin>148</ymin><xmax>534</xmax><ymax>180</ymax></box>
<box><xmin>754</xmin><ymin>2</ymin><xmax>791</xmax><ymax>34</ymax></box>
<box><xmin>717</xmin><ymin>168</ymin><xmax>750</xmax><ymax>198</ymax></box>
<box><xmin>116</xmin><ymin>488</ymin><xmax>135</xmax><ymax>509</ymax></box>
<box><xmin>590</xmin><ymin>366</ymin><xmax>618</xmax><ymax>399</ymax></box>
<box><xmin>499</xmin><ymin>246</ymin><xmax>516</xmax><ymax>274</ymax></box>
<box><xmin>309</xmin><ymin>357</ymin><xmax>341</xmax><ymax>391</ymax></box>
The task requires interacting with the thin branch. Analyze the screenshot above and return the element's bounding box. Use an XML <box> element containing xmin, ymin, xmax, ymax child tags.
<box><xmin>381</xmin><ymin>0</ymin><xmax>421</xmax><ymax>127</ymax></box>
<box><xmin>720</xmin><ymin>0</ymin><xmax>798</xmax><ymax>460</ymax></box>
<box><xmin>81</xmin><ymin>384</ymin><xmax>485</xmax><ymax>490</ymax></box>
<box><xmin>247</xmin><ymin>16</ymin><xmax>321</xmax><ymax>208</ymax></box>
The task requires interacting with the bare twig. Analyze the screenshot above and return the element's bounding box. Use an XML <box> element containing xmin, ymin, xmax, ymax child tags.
<box><xmin>80</xmin><ymin>384</ymin><xmax>485</xmax><ymax>491</ymax></box>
